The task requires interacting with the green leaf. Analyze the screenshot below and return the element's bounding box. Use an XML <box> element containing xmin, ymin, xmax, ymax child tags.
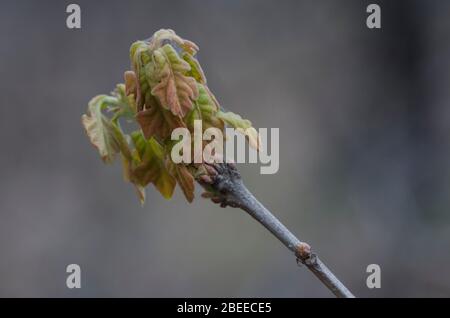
<box><xmin>183</xmin><ymin>52</ymin><xmax>206</xmax><ymax>84</ymax></box>
<box><xmin>109</xmin><ymin>84</ymin><xmax>138</xmax><ymax>122</ymax></box>
<box><xmin>185</xmin><ymin>84</ymin><xmax>223</xmax><ymax>132</ymax></box>
<box><xmin>129</xmin><ymin>132</ymin><xmax>176</xmax><ymax>200</ymax></box>
<box><xmin>130</xmin><ymin>41</ymin><xmax>153</xmax><ymax>111</ymax></box>
<box><xmin>216</xmin><ymin>110</ymin><xmax>260</xmax><ymax>150</ymax></box>
<box><xmin>82</xmin><ymin>95</ymin><xmax>123</xmax><ymax>164</ymax></box>
<box><xmin>216</xmin><ymin>110</ymin><xmax>252</xmax><ymax>129</ymax></box>
<box><xmin>83</xmin><ymin>91</ymin><xmax>149</xmax><ymax>203</ymax></box>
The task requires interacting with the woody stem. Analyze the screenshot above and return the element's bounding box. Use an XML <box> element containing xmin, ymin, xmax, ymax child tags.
<box><xmin>198</xmin><ymin>163</ymin><xmax>355</xmax><ymax>298</ymax></box>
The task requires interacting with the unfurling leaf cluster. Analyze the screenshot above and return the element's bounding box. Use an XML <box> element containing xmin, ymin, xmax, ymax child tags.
<box><xmin>82</xmin><ymin>29</ymin><xmax>257</xmax><ymax>204</ymax></box>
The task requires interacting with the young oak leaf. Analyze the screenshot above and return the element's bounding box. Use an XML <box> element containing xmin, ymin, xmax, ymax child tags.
<box><xmin>166</xmin><ymin>160</ymin><xmax>195</xmax><ymax>203</ymax></box>
<box><xmin>124</xmin><ymin>71</ymin><xmax>138</xmax><ymax>97</ymax></box>
<box><xmin>82</xmin><ymin>89</ymin><xmax>147</xmax><ymax>203</ymax></box>
<box><xmin>131</xmin><ymin>40</ymin><xmax>201</xmax><ymax>140</ymax></box>
<box><xmin>121</xmin><ymin>152</ymin><xmax>146</xmax><ymax>205</ymax></box>
<box><xmin>82</xmin><ymin>95</ymin><xmax>124</xmax><ymax>164</ymax></box>
<box><xmin>150</xmin><ymin>29</ymin><xmax>199</xmax><ymax>55</ymax></box>
<box><xmin>129</xmin><ymin>131</ymin><xmax>176</xmax><ymax>199</ymax></box>
<box><xmin>130</xmin><ymin>41</ymin><xmax>153</xmax><ymax>111</ymax></box>
<box><xmin>185</xmin><ymin>84</ymin><xmax>224</xmax><ymax>132</ymax></box>
<box><xmin>216</xmin><ymin>111</ymin><xmax>261</xmax><ymax>150</ymax></box>
<box><xmin>182</xmin><ymin>52</ymin><xmax>207</xmax><ymax>84</ymax></box>
<box><xmin>109</xmin><ymin>84</ymin><xmax>138</xmax><ymax>122</ymax></box>
<box><xmin>136</xmin><ymin>95</ymin><xmax>186</xmax><ymax>140</ymax></box>
<box><xmin>150</xmin><ymin>45</ymin><xmax>199</xmax><ymax>117</ymax></box>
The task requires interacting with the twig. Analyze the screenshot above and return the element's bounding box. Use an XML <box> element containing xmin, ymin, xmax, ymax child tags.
<box><xmin>198</xmin><ymin>163</ymin><xmax>355</xmax><ymax>298</ymax></box>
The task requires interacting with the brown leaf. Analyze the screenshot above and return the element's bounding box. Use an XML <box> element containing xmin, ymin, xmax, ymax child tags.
<box><xmin>136</xmin><ymin>102</ymin><xmax>186</xmax><ymax>140</ymax></box>
<box><xmin>167</xmin><ymin>161</ymin><xmax>195</xmax><ymax>203</ymax></box>
<box><xmin>152</xmin><ymin>71</ymin><xmax>198</xmax><ymax>117</ymax></box>
<box><xmin>124</xmin><ymin>71</ymin><xmax>137</xmax><ymax>97</ymax></box>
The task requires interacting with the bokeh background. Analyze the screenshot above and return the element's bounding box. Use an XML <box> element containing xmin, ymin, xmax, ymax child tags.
<box><xmin>1</xmin><ymin>0</ymin><xmax>450</xmax><ymax>297</ymax></box>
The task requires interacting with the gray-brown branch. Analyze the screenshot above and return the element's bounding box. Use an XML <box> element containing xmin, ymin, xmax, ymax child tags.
<box><xmin>197</xmin><ymin>163</ymin><xmax>355</xmax><ymax>298</ymax></box>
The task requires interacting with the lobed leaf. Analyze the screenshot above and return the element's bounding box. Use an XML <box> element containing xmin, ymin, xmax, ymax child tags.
<box><xmin>82</xmin><ymin>95</ymin><xmax>123</xmax><ymax>164</ymax></box>
<box><xmin>166</xmin><ymin>160</ymin><xmax>195</xmax><ymax>203</ymax></box>
<box><xmin>150</xmin><ymin>45</ymin><xmax>199</xmax><ymax>117</ymax></box>
<box><xmin>182</xmin><ymin>52</ymin><xmax>207</xmax><ymax>84</ymax></box>
<box><xmin>216</xmin><ymin>111</ymin><xmax>260</xmax><ymax>150</ymax></box>
<box><xmin>136</xmin><ymin>95</ymin><xmax>186</xmax><ymax>140</ymax></box>
<box><xmin>130</xmin><ymin>132</ymin><xmax>176</xmax><ymax>200</ymax></box>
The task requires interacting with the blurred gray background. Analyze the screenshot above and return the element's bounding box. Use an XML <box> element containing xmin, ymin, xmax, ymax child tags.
<box><xmin>1</xmin><ymin>0</ymin><xmax>449</xmax><ymax>297</ymax></box>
